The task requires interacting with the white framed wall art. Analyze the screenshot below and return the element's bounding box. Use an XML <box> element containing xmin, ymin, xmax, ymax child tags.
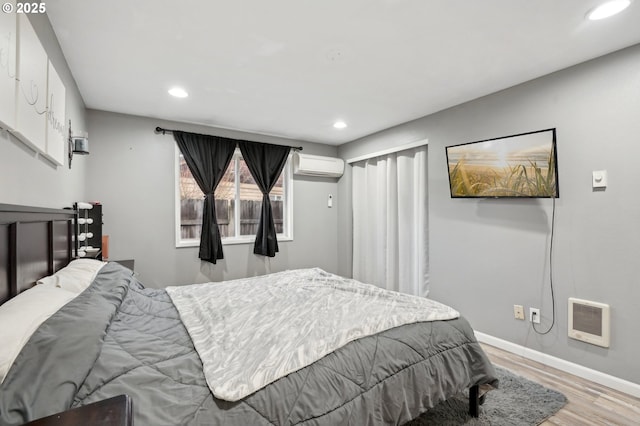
<box><xmin>14</xmin><ymin>14</ymin><xmax>47</xmax><ymax>153</ymax></box>
<box><xmin>0</xmin><ymin>2</ymin><xmax>17</xmax><ymax>130</ymax></box>
<box><xmin>45</xmin><ymin>60</ymin><xmax>66</xmax><ymax>165</ymax></box>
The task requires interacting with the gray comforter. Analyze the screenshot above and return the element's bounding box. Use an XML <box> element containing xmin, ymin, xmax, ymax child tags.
<box><xmin>0</xmin><ymin>262</ymin><xmax>498</xmax><ymax>425</ymax></box>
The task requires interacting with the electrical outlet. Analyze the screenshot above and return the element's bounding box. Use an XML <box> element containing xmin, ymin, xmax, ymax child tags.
<box><xmin>530</xmin><ymin>308</ymin><xmax>541</xmax><ymax>324</ymax></box>
<box><xmin>513</xmin><ymin>305</ymin><xmax>525</xmax><ymax>320</ymax></box>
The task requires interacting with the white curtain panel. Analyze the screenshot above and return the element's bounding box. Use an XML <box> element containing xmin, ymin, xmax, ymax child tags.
<box><xmin>352</xmin><ymin>145</ymin><xmax>428</xmax><ymax>296</ymax></box>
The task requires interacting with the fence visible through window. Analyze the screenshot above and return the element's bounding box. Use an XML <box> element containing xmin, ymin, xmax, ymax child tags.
<box><xmin>178</xmin><ymin>152</ymin><xmax>286</xmax><ymax>241</ymax></box>
<box><xmin>180</xmin><ymin>199</ymin><xmax>283</xmax><ymax>239</ymax></box>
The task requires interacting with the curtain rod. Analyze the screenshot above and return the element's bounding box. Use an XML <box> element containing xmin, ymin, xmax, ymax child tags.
<box><xmin>154</xmin><ymin>126</ymin><xmax>303</xmax><ymax>151</ymax></box>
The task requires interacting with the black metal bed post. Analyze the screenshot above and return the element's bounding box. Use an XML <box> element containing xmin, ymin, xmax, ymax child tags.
<box><xmin>469</xmin><ymin>385</ymin><xmax>480</xmax><ymax>417</ymax></box>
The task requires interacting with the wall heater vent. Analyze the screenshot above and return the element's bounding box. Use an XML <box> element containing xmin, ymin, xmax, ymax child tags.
<box><xmin>568</xmin><ymin>298</ymin><xmax>610</xmax><ymax>348</ymax></box>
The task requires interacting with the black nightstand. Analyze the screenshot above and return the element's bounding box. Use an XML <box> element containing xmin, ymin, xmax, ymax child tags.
<box><xmin>24</xmin><ymin>394</ymin><xmax>132</xmax><ymax>426</ymax></box>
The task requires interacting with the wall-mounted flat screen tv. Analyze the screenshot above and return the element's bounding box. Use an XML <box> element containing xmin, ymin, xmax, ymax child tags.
<box><xmin>446</xmin><ymin>128</ymin><xmax>558</xmax><ymax>198</ymax></box>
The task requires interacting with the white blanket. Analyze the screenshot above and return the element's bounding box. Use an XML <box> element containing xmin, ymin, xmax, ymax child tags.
<box><xmin>166</xmin><ymin>268</ymin><xmax>459</xmax><ymax>401</ymax></box>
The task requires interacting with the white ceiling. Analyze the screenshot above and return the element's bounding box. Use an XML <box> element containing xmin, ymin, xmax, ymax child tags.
<box><xmin>46</xmin><ymin>0</ymin><xmax>640</xmax><ymax>145</ymax></box>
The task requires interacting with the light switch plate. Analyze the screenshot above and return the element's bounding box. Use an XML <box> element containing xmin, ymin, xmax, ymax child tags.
<box><xmin>592</xmin><ymin>170</ymin><xmax>607</xmax><ymax>188</ymax></box>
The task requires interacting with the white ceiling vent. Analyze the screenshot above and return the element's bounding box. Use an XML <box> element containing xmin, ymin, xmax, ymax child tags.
<box><xmin>293</xmin><ymin>153</ymin><xmax>345</xmax><ymax>178</ymax></box>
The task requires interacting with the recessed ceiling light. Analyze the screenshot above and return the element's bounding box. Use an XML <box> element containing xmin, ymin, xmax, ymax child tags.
<box><xmin>333</xmin><ymin>121</ymin><xmax>347</xmax><ymax>129</ymax></box>
<box><xmin>168</xmin><ymin>87</ymin><xmax>189</xmax><ymax>98</ymax></box>
<box><xmin>587</xmin><ymin>0</ymin><xmax>631</xmax><ymax>20</ymax></box>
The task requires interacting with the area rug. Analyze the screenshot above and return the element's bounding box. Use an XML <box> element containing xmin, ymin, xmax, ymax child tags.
<box><xmin>406</xmin><ymin>366</ymin><xmax>567</xmax><ymax>425</ymax></box>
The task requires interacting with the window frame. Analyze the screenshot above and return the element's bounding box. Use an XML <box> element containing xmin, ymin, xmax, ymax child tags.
<box><xmin>175</xmin><ymin>146</ymin><xmax>293</xmax><ymax>248</ymax></box>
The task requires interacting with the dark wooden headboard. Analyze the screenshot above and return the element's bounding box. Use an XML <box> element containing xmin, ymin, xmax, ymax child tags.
<box><xmin>0</xmin><ymin>204</ymin><xmax>76</xmax><ymax>304</ymax></box>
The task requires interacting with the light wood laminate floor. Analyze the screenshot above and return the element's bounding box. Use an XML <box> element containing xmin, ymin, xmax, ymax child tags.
<box><xmin>481</xmin><ymin>343</ymin><xmax>640</xmax><ymax>425</ymax></box>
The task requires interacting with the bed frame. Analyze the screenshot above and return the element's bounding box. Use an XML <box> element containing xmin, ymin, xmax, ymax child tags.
<box><xmin>0</xmin><ymin>203</ymin><xmax>76</xmax><ymax>304</ymax></box>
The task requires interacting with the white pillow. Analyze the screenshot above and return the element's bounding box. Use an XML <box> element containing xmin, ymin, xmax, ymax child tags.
<box><xmin>0</xmin><ymin>283</ymin><xmax>77</xmax><ymax>384</ymax></box>
<box><xmin>37</xmin><ymin>258</ymin><xmax>106</xmax><ymax>293</ymax></box>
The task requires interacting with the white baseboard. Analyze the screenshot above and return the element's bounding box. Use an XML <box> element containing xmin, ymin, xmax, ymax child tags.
<box><xmin>475</xmin><ymin>331</ymin><xmax>640</xmax><ymax>398</ymax></box>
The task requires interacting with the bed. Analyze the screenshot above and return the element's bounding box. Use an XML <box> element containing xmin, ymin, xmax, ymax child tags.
<box><xmin>0</xmin><ymin>203</ymin><xmax>498</xmax><ymax>425</ymax></box>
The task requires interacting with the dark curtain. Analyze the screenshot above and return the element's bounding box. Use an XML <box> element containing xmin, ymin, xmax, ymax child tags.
<box><xmin>174</xmin><ymin>131</ymin><xmax>236</xmax><ymax>264</ymax></box>
<box><xmin>238</xmin><ymin>141</ymin><xmax>291</xmax><ymax>257</ymax></box>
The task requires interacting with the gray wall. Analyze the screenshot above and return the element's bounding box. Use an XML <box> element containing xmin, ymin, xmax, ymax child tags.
<box><xmin>338</xmin><ymin>44</ymin><xmax>640</xmax><ymax>385</ymax></box>
<box><xmin>86</xmin><ymin>110</ymin><xmax>340</xmax><ymax>287</ymax></box>
<box><xmin>0</xmin><ymin>13</ymin><xmax>87</xmax><ymax>208</ymax></box>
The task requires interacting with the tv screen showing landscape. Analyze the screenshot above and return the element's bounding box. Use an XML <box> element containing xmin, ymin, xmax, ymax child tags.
<box><xmin>446</xmin><ymin>128</ymin><xmax>558</xmax><ymax>198</ymax></box>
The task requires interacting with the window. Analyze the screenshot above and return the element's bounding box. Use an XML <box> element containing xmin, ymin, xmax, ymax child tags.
<box><xmin>175</xmin><ymin>147</ymin><xmax>293</xmax><ymax>247</ymax></box>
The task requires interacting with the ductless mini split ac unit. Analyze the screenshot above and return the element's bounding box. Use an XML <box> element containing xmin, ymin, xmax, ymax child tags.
<box><xmin>293</xmin><ymin>153</ymin><xmax>345</xmax><ymax>178</ymax></box>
